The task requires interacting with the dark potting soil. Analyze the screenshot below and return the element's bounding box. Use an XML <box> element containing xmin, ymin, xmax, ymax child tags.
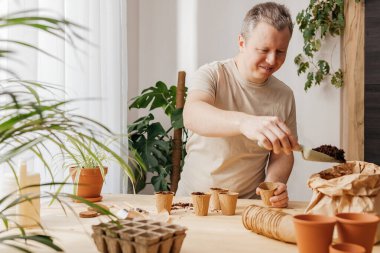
<box><xmin>191</xmin><ymin>192</ymin><xmax>206</xmax><ymax>195</ymax></box>
<box><xmin>171</xmin><ymin>202</ymin><xmax>193</xmax><ymax>210</ymax></box>
<box><xmin>155</xmin><ymin>191</ymin><xmax>173</xmax><ymax>195</ymax></box>
<box><xmin>312</xmin><ymin>144</ymin><xmax>346</xmax><ymax>163</ymax></box>
<box><xmin>319</xmin><ymin>166</ymin><xmax>353</xmax><ymax>180</ymax></box>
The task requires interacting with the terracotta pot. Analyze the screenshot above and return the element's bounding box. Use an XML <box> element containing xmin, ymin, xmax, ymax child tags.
<box><xmin>155</xmin><ymin>191</ymin><xmax>174</xmax><ymax>214</ymax></box>
<box><xmin>293</xmin><ymin>214</ymin><xmax>336</xmax><ymax>253</ymax></box>
<box><xmin>70</xmin><ymin>167</ymin><xmax>108</xmax><ymax>202</ymax></box>
<box><xmin>336</xmin><ymin>213</ymin><xmax>380</xmax><ymax>253</ymax></box>
<box><xmin>330</xmin><ymin>243</ymin><xmax>366</xmax><ymax>253</ymax></box>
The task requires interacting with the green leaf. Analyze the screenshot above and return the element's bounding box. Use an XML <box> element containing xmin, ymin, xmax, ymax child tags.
<box><xmin>294</xmin><ymin>54</ymin><xmax>302</xmax><ymax>65</ymax></box>
<box><xmin>295</xmin><ymin>0</ymin><xmax>361</xmax><ymax>91</ymax></box>
<box><xmin>151</xmin><ymin>174</ymin><xmax>169</xmax><ymax>192</ymax></box>
<box><xmin>315</xmin><ymin>70</ymin><xmax>324</xmax><ymax>85</ymax></box>
<box><xmin>135</xmin><ymin>172</ymin><xmax>147</xmax><ymax>193</ymax></box>
<box><xmin>317</xmin><ymin>60</ymin><xmax>330</xmax><ymax>75</ymax></box>
<box><xmin>331</xmin><ymin>69</ymin><xmax>344</xmax><ymax>88</ymax></box>
<box><xmin>171</xmin><ymin>109</ymin><xmax>184</xmax><ymax>129</ymax></box>
<box><xmin>304</xmin><ymin>72</ymin><xmax>314</xmax><ymax>91</ymax></box>
<box><xmin>148</xmin><ymin>123</ymin><xmax>167</xmax><ymax>139</ymax></box>
<box><xmin>297</xmin><ymin>61</ymin><xmax>309</xmax><ymax>76</ymax></box>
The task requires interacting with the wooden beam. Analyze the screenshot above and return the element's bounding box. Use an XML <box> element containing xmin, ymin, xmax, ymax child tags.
<box><xmin>341</xmin><ymin>0</ymin><xmax>365</xmax><ymax>161</ymax></box>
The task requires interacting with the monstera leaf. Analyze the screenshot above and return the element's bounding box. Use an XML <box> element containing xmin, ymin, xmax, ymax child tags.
<box><xmin>151</xmin><ymin>164</ymin><xmax>170</xmax><ymax>191</ymax></box>
<box><xmin>129</xmin><ymin>115</ymin><xmax>170</xmax><ymax>169</ymax></box>
<box><xmin>128</xmin><ymin>81</ymin><xmax>187</xmax><ymax>192</ymax></box>
<box><xmin>129</xmin><ymin>81</ymin><xmax>176</xmax><ymax>115</ymax></box>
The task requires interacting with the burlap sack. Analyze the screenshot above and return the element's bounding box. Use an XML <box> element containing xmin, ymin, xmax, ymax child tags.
<box><xmin>305</xmin><ymin>161</ymin><xmax>380</xmax><ymax>243</ymax></box>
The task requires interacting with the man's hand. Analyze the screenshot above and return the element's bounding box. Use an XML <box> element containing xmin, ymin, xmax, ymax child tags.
<box><xmin>256</xmin><ymin>182</ymin><xmax>289</xmax><ymax>208</ymax></box>
<box><xmin>239</xmin><ymin>115</ymin><xmax>299</xmax><ymax>155</ymax></box>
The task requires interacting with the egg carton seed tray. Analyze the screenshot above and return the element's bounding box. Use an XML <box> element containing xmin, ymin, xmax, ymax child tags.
<box><xmin>92</xmin><ymin>219</ymin><xmax>187</xmax><ymax>253</ymax></box>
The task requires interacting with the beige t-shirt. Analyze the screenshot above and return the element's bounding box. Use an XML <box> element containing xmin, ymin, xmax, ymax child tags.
<box><xmin>176</xmin><ymin>58</ymin><xmax>297</xmax><ymax>199</ymax></box>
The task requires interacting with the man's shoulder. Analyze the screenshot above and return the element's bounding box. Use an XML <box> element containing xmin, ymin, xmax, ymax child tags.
<box><xmin>269</xmin><ymin>76</ymin><xmax>294</xmax><ymax>95</ymax></box>
<box><xmin>199</xmin><ymin>58</ymin><xmax>234</xmax><ymax>71</ymax></box>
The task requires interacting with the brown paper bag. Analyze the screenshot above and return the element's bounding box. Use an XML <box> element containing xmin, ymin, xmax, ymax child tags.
<box><xmin>305</xmin><ymin>161</ymin><xmax>380</xmax><ymax>243</ymax></box>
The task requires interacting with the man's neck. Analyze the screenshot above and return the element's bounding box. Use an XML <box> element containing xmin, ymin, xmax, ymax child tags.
<box><xmin>234</xmin><ymin>55</ymin><xmax>267</xmax><ymax>85</ymax></box>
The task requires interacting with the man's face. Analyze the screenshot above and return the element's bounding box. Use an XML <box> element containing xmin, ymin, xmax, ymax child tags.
<box><xmin>238</xmin><ymin>22</ymin><xmax>291</xmax><ymax>83</ymax></box>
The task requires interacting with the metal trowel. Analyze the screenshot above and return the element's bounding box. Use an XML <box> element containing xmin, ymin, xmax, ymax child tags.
<box><xmin>258</xmin><ymin>142</ymin><xmax>343</xmax><ymax>163</ymax></box>
<box><xmin>294</xmin><ymin>145</ymin><xmax>343</xmax><ymax>163</ymax></box>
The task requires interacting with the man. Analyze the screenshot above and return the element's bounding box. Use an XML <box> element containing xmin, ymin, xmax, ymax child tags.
<box><xmin>176</xmin><ymin>2</ymin><xmax>300</xmax><ymax>208</ymax></box>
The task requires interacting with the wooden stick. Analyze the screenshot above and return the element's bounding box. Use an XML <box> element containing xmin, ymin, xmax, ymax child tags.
<box><xmin>171</xmin><ymin>71</ymin><xmax>186</xmax><ymax>193</ymax></box>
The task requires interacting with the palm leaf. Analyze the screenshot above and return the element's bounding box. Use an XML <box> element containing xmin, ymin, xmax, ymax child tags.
<box><xmin>0</xmin><ymin>7</ymin><xmax>143</xmax><ymax>252</ymax></box>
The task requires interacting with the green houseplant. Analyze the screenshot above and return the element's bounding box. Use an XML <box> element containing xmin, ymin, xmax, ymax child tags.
<box><xmin>61</xmin><ymin>137</ymin><xmax>137</xmax><ymax>201</ymax></box>
<box><xmin>295</xmin><ymin>0</ymin><xmax>361</xmax><ymax>91</ymax></box>
<box><xmin>128</xmin><ymin>81</ymin><xmax>188</xmax><ymax>192</ymax></box>
<box><xmin>0</xmin><ymin>8</ymin><xmax>139</xmax><ymax>252</ymax></box>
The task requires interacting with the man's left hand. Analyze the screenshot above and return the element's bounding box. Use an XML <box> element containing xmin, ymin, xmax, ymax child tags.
<box><xmin>256</xmin><ymin>182</ymin><xmax>289</xmax><ymax>208</ymax></box>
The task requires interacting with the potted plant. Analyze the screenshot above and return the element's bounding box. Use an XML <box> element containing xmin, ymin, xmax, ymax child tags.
<box><xmin>128</xmin><ymin>81</ymin><xmax>188</xmax><ymax>192</ymax></box>
<box><xmin>62</xmin><ymin>138</ymin><xmax>128</xmax><ymax>202</ymax></box>
<box><xmin>0</xmin><ymin>8</ymin><xmax>141</xmax><ymax>252</ymax></box>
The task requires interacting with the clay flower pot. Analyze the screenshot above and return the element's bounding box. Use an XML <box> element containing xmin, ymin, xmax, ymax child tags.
<box><xmin>329</xmin><ymin>243</ymin><xmax>366</xmax><ymax>253</ymax></box>
<box><xmin>209</xmin><ymin>187</ymin><xmax>228</xmax><ymax>210</ymax></box>
<box><xmin>191</xmin><ymin>192</ymin><xmax>211</xmax><ymax>216</ymax></box>
<box><xmin>293</xmin><ymin>214</ymin><xmax>336</xmax><ymax>253</ymax></box>
<box><xmin>70</xmin><ymin>167</ymin><xmax>108</xmax><ymax>202</ymax></box>
<box><xmin>155</xmin><ymin>191</ymin><xmax>174</xmax><ymax>214</ymax></box>
<box><xmin>258</xmin><ymin>182</ymin><xmax>277</xmax><ymax>207</ymax></box>
<box><xmin>218</xmin><ymin>192</ymin><xmax>238</xmax><ymax>215</ymax></box>
<box><xmin>335</xmin><ymin>213</ymin><xmax>380</xmax><ymax>253</ymax></box>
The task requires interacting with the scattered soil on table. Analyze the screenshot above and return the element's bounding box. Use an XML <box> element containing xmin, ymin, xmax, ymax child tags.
<box><xmin>171</xmin><ymin>202</ymin><xmax>193</xmax><ymax>210</ymax></box>
<box><xmin>312</xmin><ymin>144</ymin><xmax>346</xmax><ymax>162</ymax></box>
<box><xmin>319</xmin><ymin>166</ymin><xmax>353</xmax><ymax>180</ymax></box>
<box><xmin>135</xmin><ymin>208</ymin><xmax>149</xmax><ymax>214</ymax></box>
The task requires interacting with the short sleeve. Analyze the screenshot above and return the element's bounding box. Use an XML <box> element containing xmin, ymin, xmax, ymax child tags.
<box><xmin>187</xmin><ymin>63</ymin><xmax>219</xmax><ymax>99</ymax></box>
<box><xmin>285</xmin><ymin>92</ymin><xmax>298</xmax><ymax>139</ymax></box>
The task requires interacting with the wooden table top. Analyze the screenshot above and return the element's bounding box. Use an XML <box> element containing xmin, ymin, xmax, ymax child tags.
<box><xmin>1</xmin><ymin>194</ymin><xmax>379</xmax><ymax>253</ymax></box>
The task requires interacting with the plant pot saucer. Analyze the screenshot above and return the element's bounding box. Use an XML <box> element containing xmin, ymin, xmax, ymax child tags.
<box><xmin>74</xmin><ymin>195</ymin><xmax>103</xmax><ymax>203</ymax></box>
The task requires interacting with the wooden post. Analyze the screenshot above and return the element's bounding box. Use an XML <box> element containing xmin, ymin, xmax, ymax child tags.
<box><xmin>341</xmin><ymin>0</ymin><xmax>365</xmax><ymax>161</ymax></box>
<box><xmin>170</xmin><ymin>71</ymin><xmax>186</xmax><ymax>193</ymax></box>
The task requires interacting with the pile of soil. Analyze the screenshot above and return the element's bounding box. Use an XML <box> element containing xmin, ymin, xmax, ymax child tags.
<box><xmin>319</xmin><ymin>165</ymin><xmax>353</xmax><ymax>180</ymax></box>
<box><xmin>171</xmin><ymin>202</ymin><xmax>193</xmax><ymax>210</ymax></box>
<box><xmin>313</xmin><ymin>144</ymin><xmax>346</xmax><ymax>162</ymax></box>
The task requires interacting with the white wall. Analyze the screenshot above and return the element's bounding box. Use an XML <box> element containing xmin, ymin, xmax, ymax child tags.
<box><xmin>127</xmin><ymin>0</ymin><xmax>342</xmax><ymax>201</ymax></box>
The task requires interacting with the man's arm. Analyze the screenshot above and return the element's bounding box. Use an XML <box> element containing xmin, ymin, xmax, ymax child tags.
<box><xmin>183</xmin><ymin>90</ymin><xmax>299</xmax><ymax>154</ymax></box>
<box><xmin>257</xmin><ymin>151</ymin><xmax>294</xmax><ymax>207</ymax></box>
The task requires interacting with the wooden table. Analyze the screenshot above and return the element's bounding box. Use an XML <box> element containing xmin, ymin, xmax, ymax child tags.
<box><xmin>1</xmin><ymin>194</ymin><xmax>380</xmax><ymax>253</ymax></box>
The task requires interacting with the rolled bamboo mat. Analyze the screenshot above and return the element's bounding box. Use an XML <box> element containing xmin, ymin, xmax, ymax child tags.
<box><xmin>242</xmin><ymin>205</ymin><xmax>296</xmax><ymax>244</ymax></box>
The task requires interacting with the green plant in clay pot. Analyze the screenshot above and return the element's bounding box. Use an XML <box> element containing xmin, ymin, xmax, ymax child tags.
<box><xmin>61</xmin><ymin>136</ymin><xmax>136</xmax><ymax>202</ymax></box>
<box><xmin>0</xmin><ymin>7</ymin><xmax>141</xmax><ymax>252</ymax></box>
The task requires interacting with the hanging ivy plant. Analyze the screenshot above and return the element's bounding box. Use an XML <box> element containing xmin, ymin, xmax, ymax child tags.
<box><xmin>295</xmin><ymin>0</ymin><xmax>361</xmax><ymax>91</ymax></box>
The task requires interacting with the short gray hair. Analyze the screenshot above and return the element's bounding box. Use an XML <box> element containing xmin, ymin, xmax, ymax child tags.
<box><xmin>241</xmin><ymin>2</ymin><xmax>293</xmax><ymax>40</ymax></box>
